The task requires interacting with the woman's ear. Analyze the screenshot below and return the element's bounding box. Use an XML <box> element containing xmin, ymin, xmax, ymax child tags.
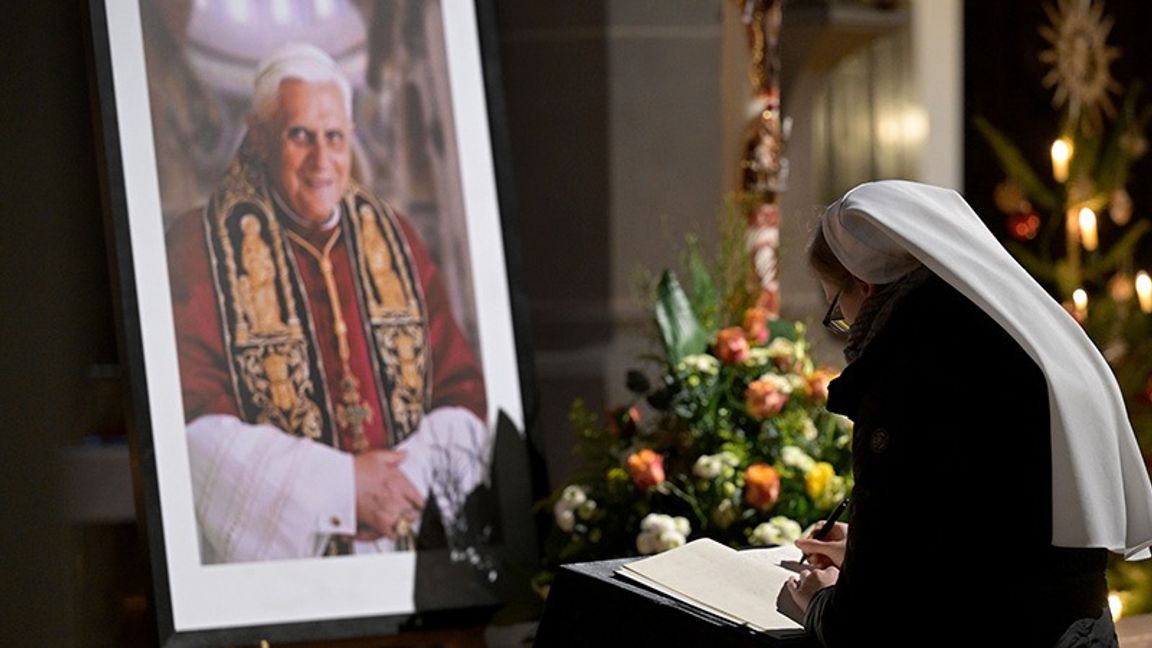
<box><xmin>857</xmin><ymin>279</ymin><xmax>876</xmax><ymax>298</ymax></box>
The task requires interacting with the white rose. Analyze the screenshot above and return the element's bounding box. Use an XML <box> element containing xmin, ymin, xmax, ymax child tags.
<box><xmin>641</xmin><ymin>513</ymin><xmax>675</xmax><ymax>535</ymax></box>
<box><xmin>673</xmin><ymin>516</ymin><xmax>691</xmax><ymax>536</ymax></box>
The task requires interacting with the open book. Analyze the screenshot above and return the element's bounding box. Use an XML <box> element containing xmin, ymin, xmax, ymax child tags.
<box><xmin>615</xmin><ymin>538</ymin><xmax>809</xmax><ymax>636</ymax></box>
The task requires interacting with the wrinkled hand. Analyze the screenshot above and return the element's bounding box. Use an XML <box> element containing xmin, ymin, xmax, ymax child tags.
<box><xmin>353</xmin><ymin>449</ymin><xmax>425</xmax><ymax>540</ymax></box>
<box><xmin>786</xmin><ymin>566</ymin><xmax>840</xmax><ymax>615</ymax></box>
<box><xmin>795</xmin><ymin>521</ymin><xmax>848</xmax><ymax>569</ymax></box>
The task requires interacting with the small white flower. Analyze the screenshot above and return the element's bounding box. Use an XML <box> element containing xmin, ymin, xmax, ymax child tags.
<box><xmin>801</xmin><ymin>417</ymin><xmax>819</xmax><ymax>442</ymax></box>
<box><xmin>636</xmin><ymin>531</ymin><xmax>658</xmax><ymax>555</ymax></box>
<box><xmin>658</xmin><ymin>530</ymin><xmax>686</xmax><ymax>551</ymax></box>
<box><xmin>816</xmin><ymin>476</ymin><xmax>848</xmax><ymax>510</ymax></box>
<box><xmin>743</xmin><ymin>347</ymin><xmax>773</xmax><ymax>368</ymax></box>
<box><xmin>781</xmin><ymin>445</ymin><xmax>816</xmax><ymax>472</ymax></box>
<box><xmin>787</xmin><ymin>374</ymin><xmax>808</xmax><ymax>394</ymax></box>
<box><xmin>757</xmin><ymin>373</ymin><xmax>794</xmax><ymax>395</ymax></box>
<box><xmin>766</xmin><ymin>338</ymin><xmax>796</xmax><ymax>360</ymax></box>
<box><xmin>577</xmin><ymin>500</ymin><xmax>598</xmax><ymax>521</ymax></box>
<box><xmin>636</xmin><ymin>514</ymin><xmax>691</xmax><ymax>553</ymax></box>
<box><xmin>677</xmin><ymin>354</ymin><xmax>719</xmax><ymax>376</ymax></box>
<box><xmin>718</xmin><ymin>451</ymin><xmax>740</xmax><ymax>467</ymax></box>
<box><xmin>555</xmin><ymin>508</ymin><xmax>576</xmax><ymax>532</ymax></box>
<box><xmin>560</xmin><ymin>485</ymin><xmax>587</xmax><ymax>507</ymax></box>
<box><xmin>750</xmin><ymin>516</ymin><xmax>803</xmax><ymax>546</ymax></box>
<box><xmin>693</xmin><ymin>455</ymin><xmax>722</xmax><ymax>479</ymax></box>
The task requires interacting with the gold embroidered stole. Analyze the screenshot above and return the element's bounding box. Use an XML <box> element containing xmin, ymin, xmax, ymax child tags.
<box><xmin>201</xmin><ymin>144</ymin><xmax>430</xmax><ymax>448</ymax></box>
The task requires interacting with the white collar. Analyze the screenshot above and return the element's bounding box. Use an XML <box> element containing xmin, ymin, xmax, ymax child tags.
<box><xmin>272</xmin><ymin>190</ymin><xmax>341</xmax><ymax>232</ymax></box>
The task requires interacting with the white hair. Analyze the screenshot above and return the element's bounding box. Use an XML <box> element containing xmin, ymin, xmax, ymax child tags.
<box><xmin>250</xmin><ymin>43</ymin><xmax>352</xmax><ymax>123</ymax></box>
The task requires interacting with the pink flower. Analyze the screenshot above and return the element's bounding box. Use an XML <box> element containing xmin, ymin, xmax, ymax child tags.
<box><xmin>745</xmin><ymin>464</ymin><xmax>781</xmax><ymax>511</ymax></box>
<box><xmin>626</xmin><ymin>449</ymin><xmax>665</xmax><ymax>491</ymax></box>
<box><xmin>741</xmin><ymin>307</ymin><xmax>771</xmax><ymax>345</ymax></box>
<box><xmin>716</xmin><ymin>327</ymin><xmax>750</xmax><ymax>364</ymax></box>
<box><xmin>745</xmin><ymin>379</ymin><xmax>789</xmax><ymax>418</ymax></box>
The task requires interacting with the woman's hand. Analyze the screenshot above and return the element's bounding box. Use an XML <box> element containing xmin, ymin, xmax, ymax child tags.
<box><xmin>795</xmin><ymin>521</ymin><xmax>848</xmax><ymax>569</ymax></box>
<box><xmin>787</xmin><ymin>566</ymin><xmax>840</xmax><ymax>614</ymax></box>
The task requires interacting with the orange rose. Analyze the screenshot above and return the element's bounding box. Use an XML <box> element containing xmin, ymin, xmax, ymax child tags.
<box><xmin>716</xmin><ymin>327</ymin><xmax>750</xmax><ymax>364</ymax></box>
<box><xmin>607</xmin><ymin>405</ymin><xmax>641</xmax><ymax>439</ymax></box>
<box><xmin>626</xmin><ymin>449</ymin><xmax>665</xmax><ymax>491</ymax></box>
<box><xmin>741</xmin><ymin>307</ymin><xmax>771</xmax><ymax>344</ymax></box>
<box><xmin>745</xmin><ymin>379</ymin><xmax>788</xmax><ymax>418</ymax></box>
<box><xmin>745</xmin><ymin>463</ymin><xmax>781</xmax><ymax>511</ymax></box>
<box><xmin>806</xmin><ymin>369</ymin><xmax>837</xmax><ymax>401</ymax></box>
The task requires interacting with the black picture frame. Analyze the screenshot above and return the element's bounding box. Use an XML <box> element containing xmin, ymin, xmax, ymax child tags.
<box><xmin>88</xmin><ymin>0</ymin><xmax>539</xmax><ymax>645</ymax></box>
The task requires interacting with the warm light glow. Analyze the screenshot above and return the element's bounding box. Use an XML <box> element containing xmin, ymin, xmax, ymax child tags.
<box><xmin>1078</xmin><ymin>207</ymin><xmax>1098</xmax><ymax>251</ymax></box>
<box><xmin>877</xmin><ymin>105</ymin><xmax>929</xmax><ymax>148</ymax></box>
<box><xmin>1073</xmin><ymin>289</ymin><xmax>1088</xmax><ymax>319</ymax></box>
<box><xmin>1137</xmin><ymin>271</ymin><xmax>1152</xmax><ymax>314</ymax></box>
<box><xmin>1109</xmin><ymin>593</ymin><xmax>1123</xmax><ymax>622</ymax></box>
<box><xmin>1051</xmin><ymin>138</ymin><xmax>1072</xmax><ymax>183</ymax></box>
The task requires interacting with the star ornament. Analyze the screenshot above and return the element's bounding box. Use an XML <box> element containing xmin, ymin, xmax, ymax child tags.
<box><xmin>1038</xmin><ymin>0</ymin><xmax>1123</xmax><ymax>133</ymax></box>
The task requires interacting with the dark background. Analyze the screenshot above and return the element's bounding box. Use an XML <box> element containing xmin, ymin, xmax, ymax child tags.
<box><xmin>3</xmin><ymin>1</ymin><xmax>1152</xmax><ymax>645</ymax></box>
<box><xmin>963</xmin><ymin>0</ymin><xmax>1152</xmax><ymax>272</ymax></box>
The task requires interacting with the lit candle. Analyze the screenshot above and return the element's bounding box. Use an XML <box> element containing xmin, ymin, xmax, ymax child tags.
<box><xmin>1137</xmin><ymin>271</ymin><xmax>1152</xmax><ymax>314</ymax></box>
<box><xmin>1078</xmin><ymin>207</ymin><xmax>1098</xmax><ymax>251</ymax></box>
<box><xmin>1109</xmin><ymin>592</ymin><xmax>1123</xmax><ymax>622</ymax></box>
<box><xmin>1073</xmin><ymin>288</ymin><xmax>1088</xmax><ymax>320</ymax></box>
<box><xmin>1051</xmin><ymin>138</ymin><xmax>1072</xmax><ymax>183</ymax></box>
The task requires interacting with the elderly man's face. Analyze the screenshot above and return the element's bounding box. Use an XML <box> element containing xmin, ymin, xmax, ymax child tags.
<box><xmin>260</xmin><ymin>79</ymin><xmax>351</xmax><ymax>224</ymax></box>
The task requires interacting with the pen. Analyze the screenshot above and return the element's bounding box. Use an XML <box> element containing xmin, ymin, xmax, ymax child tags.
<box><xmin>799</xmin><ymin>496</ymin><xmax>850</xmax><ymax>564</ymax></box>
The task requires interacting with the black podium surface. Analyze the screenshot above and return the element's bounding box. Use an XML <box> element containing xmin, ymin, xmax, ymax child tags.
<box><xmin>534</xmin><ymin>557</ymin><xmax>818</xmax><ymax>647</ymax></box>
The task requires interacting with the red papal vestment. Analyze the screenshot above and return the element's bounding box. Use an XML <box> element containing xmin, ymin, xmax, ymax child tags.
<box><xmin>167</xmin><ymin>193</ymin><xmax>489</xmax><ymax>563</ymax></box>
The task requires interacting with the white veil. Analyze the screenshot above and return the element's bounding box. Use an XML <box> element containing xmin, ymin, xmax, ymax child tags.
<box><xmin>822</xmin><ymin>180</ymin><xmax>1152</xmax><ymax>559</ymax></box>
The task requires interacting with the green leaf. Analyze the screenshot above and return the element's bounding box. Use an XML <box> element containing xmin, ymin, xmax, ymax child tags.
<box><xmin>767</xmin><ymin>320</ymin><xmax>797</xmax><ymax>340</ymax></box>
<box><xmin>1085</xmin><ymin>220</ymin><xmax>1151</xmax><ymax>281</ymax></box>
<box><xmin>686</xmin><ymin>240</ymin><xmax>719</xmax><ymax>331</ymax></box>
<box><xmin>655</xmin><ymin>270</ymin><xmax>710</xmax><ymax>366</ymax></box>
<box><xmin>972</xmin><ymin>116</ymin><xmax>1060</xmax><ymax>211</ymax></box>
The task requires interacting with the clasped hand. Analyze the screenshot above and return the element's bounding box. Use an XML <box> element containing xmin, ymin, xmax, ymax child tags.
<box><xmin>786</xmin><ymin>521</ymin><xmax>848</xmax><ymax>614</ymax></box>
<box><xmin>353</xmin><ymin>449</ymin><xmax>425</xmax><ymax>540</ymax></box>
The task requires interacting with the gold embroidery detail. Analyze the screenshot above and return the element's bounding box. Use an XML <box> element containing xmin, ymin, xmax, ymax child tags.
<box><xmin>360</xmin><ymin>204</ymin><xmax>409</xmax><ymax>316</ymax></box>
<box><xmin>237</xmin><ymin>215</ymin><xmax>288</xmax><ymax>335</ymax></box>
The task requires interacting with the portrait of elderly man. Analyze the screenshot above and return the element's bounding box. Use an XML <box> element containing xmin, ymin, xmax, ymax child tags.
<box><xmin>165</xmin><ymin>43</ymin><xmax>491</xmax><ymax>564</ymax></box>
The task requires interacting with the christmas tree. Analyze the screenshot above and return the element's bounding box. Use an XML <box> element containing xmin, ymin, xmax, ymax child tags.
<box><xmin>975</xmin><ymin>0</ymin><xmax>1152</xmax><ymax>616</ymax></box>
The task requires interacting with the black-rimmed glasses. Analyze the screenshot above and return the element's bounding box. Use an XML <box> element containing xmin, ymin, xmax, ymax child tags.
<box><xmin>822</xmin><ymin>291</ymin><xmax>851</xmax><ymax>334</ymax></box>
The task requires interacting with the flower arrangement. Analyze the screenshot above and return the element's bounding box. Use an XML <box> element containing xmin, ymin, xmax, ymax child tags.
<box><xmin>537</xmin><ymin>262</ymin><xmax>851</xmax><ymax>589</ymax></box>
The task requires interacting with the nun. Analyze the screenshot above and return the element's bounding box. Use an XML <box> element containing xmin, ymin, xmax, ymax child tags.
<box><xmin>785</xmin><ymin>181</ymin><xmax>1152</xmax><ymax>646</ymax></box>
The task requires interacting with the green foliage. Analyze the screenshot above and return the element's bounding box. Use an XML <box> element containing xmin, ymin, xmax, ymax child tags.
<box><xmin>655</xmin><ymin>270</ymin><xmax>710</xmax><ymax>367</ymax></box>
<box><xmin>972</xmin><ymin>116</ymin><xmax>1061</xmax><ymax>212</ymax></box>
<box><xmin>540</xmin><ymin>247</ymin><xmax>850</xmax><ymax>576</ymax></box>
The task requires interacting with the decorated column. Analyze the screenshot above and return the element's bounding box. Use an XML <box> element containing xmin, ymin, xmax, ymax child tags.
<box><xmin>737</xmin><ymin>0</ymin><xmax>788</xmax><ymax>318</ymax></box>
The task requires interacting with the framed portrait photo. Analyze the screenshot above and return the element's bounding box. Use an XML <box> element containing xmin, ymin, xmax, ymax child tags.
<box><xmin>88</xmin><ymin>0</ymin><xmax>537</xmax><ymax>644</ymax></box>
